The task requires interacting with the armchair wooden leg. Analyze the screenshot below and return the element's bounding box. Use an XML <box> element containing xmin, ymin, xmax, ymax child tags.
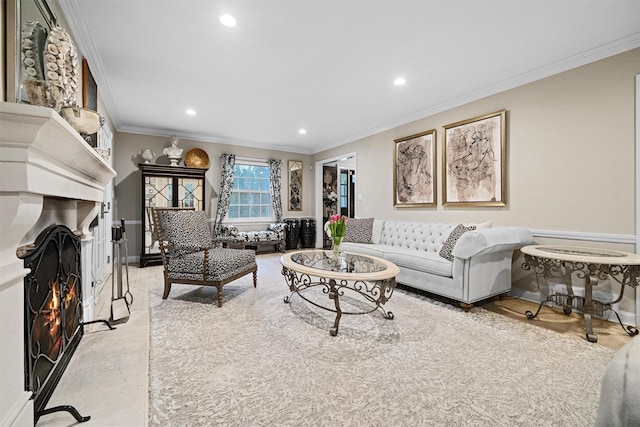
<box><xmin>163</xmin><ymin>281</ymin><xmax>172</xmax><ymax>299</ymax></box>
<box><xmin>217</xmin><ymin>285</ymin><xmax>223</xmax><ymax>307</ymax></box>
<box><xmin>253</xmin><ymin>271</ymin><xmax>257</xmax><ymax>288</ymax></box>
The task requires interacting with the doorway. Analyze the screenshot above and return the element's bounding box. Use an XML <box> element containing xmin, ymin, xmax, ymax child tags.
<box><xmin>314</xmin><ymin>153</ymin><xmax>357</xmax><ymax>248</ymax></box>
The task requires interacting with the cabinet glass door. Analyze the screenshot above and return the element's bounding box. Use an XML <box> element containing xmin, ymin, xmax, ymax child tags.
<box><xmin>144</xmin><ymin>176</ymin><xmax>173</xmax><ymax>254</ymax></box>
<box><xmin>178</xmin><ymin>178</ymin><xmax>204</xmax><ymax>209</ymax></box>
<box><xmin>139</xmin><ymin>164</ymin><xmax>208</xmax><ymax>267</ymax></box>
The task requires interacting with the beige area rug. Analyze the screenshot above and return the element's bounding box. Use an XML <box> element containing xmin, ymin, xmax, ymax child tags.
<box><xmin>148</xmin><ymin>256</ymin><xmax>615</xmax><ymax>426</ymax></box>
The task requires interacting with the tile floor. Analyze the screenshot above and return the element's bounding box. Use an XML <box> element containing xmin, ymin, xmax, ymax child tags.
<box><xmin>37</xmin><ymin>263</ymin><xmax>155</xmax><ymax>427</ymax></box>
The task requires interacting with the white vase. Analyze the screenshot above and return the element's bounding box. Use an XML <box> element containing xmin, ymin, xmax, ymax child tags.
<box><xmin>140</xmin><ymin>147</ymin><xmax>155</xmax><ymax>164</ymax></box>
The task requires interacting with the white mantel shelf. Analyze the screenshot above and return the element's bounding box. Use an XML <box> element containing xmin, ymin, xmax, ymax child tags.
<box><xmin>0</xmin><ymin>101</ymin><xmax>116</xmax><ymax>427</ymax></box>
<box><xmin>0</xmin><ymin>102</ymin><xmax>116</xmax><ymax>200</ymax></box>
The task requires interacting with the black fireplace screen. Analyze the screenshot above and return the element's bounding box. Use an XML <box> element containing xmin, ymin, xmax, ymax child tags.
<box><xmin>19</xmin><ymin>224</ymin><xmax>84</xmax><ymax>418</ymax></box>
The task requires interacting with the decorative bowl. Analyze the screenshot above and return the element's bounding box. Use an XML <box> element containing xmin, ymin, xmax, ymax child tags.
<box><xmin>60</xmin><ymin>107</ymin><xmax>103</xmax><ymax>135</ymax></box>
<box><xmin>184</xmin><ymin>148</ymin><xmax>210</xmax><ymax>169</ymax></box>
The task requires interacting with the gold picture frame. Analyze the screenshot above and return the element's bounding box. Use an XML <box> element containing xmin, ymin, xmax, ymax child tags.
<box><xmin>442</xmin><ymin>110</ymin><xmax>506</xmax><ymax>207</ymax></box>
<box><xmin>288</xmin><ymin>160</ymin><xmax>303</xmax><ymax>211</ymax></box>
<box><xmin>393</xmin><ymin>129</ymin><xmax>436</xmax><ymax>207</ymax></box>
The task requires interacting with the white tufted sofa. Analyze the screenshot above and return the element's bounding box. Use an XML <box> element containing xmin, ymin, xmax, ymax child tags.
<box><xmin>340</xmin><ymin>220</ymin><xmax>534</xmax><ymax>309</ymax></box>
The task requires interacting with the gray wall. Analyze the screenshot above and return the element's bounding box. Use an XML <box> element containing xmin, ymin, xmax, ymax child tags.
<box><xmin>112</xmin><ymin>132</ymin><xmax>314</xmax><ymax>258</ymax></box>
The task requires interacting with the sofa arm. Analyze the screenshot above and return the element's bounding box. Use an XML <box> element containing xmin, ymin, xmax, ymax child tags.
<box><xmin>451</xmin><ymin>227</ymin><xmax>534</xmax><ymax>259</ymax></box>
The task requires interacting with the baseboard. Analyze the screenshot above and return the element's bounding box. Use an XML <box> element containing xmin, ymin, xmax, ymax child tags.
<box><xmin>509</xmin><ymin>288</ymin><xmax>637</xmax><ymax>327</ymax></box>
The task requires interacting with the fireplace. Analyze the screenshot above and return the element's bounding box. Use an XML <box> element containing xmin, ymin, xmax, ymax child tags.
<box><xmin>0</xmin><ymin>103</ymin><xmax>116</xmax><ymax>426</ymax></box>
<box><xmin>18</xmin><ymin>225</ymin><xmax>84</xmax><ymax>422</ymax></box>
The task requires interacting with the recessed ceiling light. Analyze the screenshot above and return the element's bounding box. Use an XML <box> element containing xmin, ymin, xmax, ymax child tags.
<box><xmin>185</xmin><ymin>109</ymin><xmax>196</xmax><ymax>116</ymax></box>
<box><xmin>298</xmin><ymin>129</ymin><xmax>307</xmax><ymax>135</ymax></box>
<box><xmin>394</xmin><ymin>77</ymin><xmax>406</xmax><ymax>86</ymax></box>
<box><xmin>220</xmin><ymin>14</ymin><xmax>237</xmax><ymax>27</ymax></box>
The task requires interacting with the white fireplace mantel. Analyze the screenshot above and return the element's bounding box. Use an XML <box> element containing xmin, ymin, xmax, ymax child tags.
<box><xmin>0</xmin><ymin>101</ymin><xmax>116</xmax><ymax>427</ymax></box>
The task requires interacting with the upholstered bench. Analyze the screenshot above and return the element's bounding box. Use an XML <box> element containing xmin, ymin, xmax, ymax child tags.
<box><xmin>220</xmin><ymin>223</ymin><xmax>286</xmax><ymax>252</ymax></box>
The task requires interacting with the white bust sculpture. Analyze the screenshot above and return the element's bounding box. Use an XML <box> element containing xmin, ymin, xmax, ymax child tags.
<box><xmin>163</xmin><ymin>135</ymin><xmax>183</xmax><ymax>166</ymax></box>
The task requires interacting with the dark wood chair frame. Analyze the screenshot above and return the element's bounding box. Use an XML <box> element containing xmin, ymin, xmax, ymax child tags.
<box><xmin>151</xmin><ymin>207</ymin><xmax>257</xmax><ymax>307</ymax></box>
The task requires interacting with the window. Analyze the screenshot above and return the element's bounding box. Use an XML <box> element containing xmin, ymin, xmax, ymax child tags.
<box><xmin>340</xmin><ymin>171</ymin><xmax>348</xmax><ymax>209</ymax></box>
<box><xmin>227</xmin><ymin>161</ymin><xmax>272</xmax><ymax>220</ymax></box>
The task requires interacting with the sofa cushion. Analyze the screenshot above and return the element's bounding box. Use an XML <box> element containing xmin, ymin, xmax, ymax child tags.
<box><xmin>383</xmin><ymin>247</ymin><xmax>453</xmax><ymax>277</ymax></box>
<box><xmin>168</xmin><ymin>248</ymin><xmax>256</xmax><ymax>282</ymax></box>
<box><xmin>344</xmin><ymin>217</ymin><xmax>374</xmax><ymax>243</ymax></box>
<box><xmin>371</xmin><ymin>220</ymin><xmax>385</xmax><ymax>244</ymax></box>
<box><xmin>380</xmin><ymin>221</ymin><xmax>455</xmax><ymax>254</ymax></box>
<box><xmin>464</xmin><ymin>220</ymin><xmax>493</xmax><ymax>229</ymax></box>
<box><xmin>237</xmin><ymin>230</ymin><xmax>281</xmax><ymax>242</ymax></box>
<box><xmin>341</xmin><ymin>242</ymin><xmax>386</xmax><ymax>259</ymax></box>
<box><xmin>439</xmin><ymin>224</ymin><xmax>476</xmax><ymax>261</ymax></box>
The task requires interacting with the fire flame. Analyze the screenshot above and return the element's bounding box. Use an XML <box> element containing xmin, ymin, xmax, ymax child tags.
<box><xmin>45</xmin><ymin>281</ymin><xmax>61</xmax><ymax>337</ymax></box>
<box><xmin>65</xmin><ymin>281</ymin><xmax>76</xmax><ymax>306</ymax></box>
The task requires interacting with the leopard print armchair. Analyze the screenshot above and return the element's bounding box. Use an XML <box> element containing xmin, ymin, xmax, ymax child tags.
<box><xmin>151</xmin><ymin>207</ymin><xmax>257</xmax><ymax>307</ymax></box>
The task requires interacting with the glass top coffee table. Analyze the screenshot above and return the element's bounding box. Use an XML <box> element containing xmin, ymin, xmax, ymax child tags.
<box><xmin>280</xmin><ymin>250</ymin><xmax>400</xmax><ymax>336</ymax></box>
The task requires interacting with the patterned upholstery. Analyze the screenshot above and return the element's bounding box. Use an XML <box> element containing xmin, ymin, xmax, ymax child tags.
<box><xmin>219</xmin><ymin>223</ymin><xmax>286</xmax><ymax>252</ymax></box>
<box><xmin>439</xmin><ymin>224</ymin><xmax>477</xmax><ymax>261</ymax></box>
<box><xmin>152</xmin><ymin>208</ymin><xmax>258</xmax><ymax>307</ymax></box>
<box><xmin>344</xmin><ymin>217</ymin><xmax>374</xmax><ymax>243</ymax></box>
<box><xmin>169</xmin><ymin>248</ymin><xmax>257</xmax><ymax>282</ymax></box>
<box><xmin>157</xmin><ymin>209</ymin><xmax>212</xmax><ymax>252</ymax></box>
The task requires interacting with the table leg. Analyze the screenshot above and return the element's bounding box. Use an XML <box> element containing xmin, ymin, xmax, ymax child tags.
<box><xmin>563</xmin><ymin>266</ymin><xmax>574</xmax><ymax>315</ymax></box>
<box><xmin>584</xmin><ymin>275</ymin><xmax>597</xmax><ymax>343</ymax></box>
<box><xmin>328</xmin><ymin>279</ymin><xmax>341</xmax><ymax>336</ymax></box>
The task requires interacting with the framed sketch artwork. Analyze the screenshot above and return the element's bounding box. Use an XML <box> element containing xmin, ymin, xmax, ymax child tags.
<box><xmin>288</xmin><ymin>160</ymin><xmax>303</xmax><ymax>211</ymax></box>
<box><xmin>393</xmin><ymin>129</ymin><xmax>436</xmax><ymax>207</ymax></box>
<box><xmin>442</xmin><ymin>110</ymin><xmax>506</xmax><ymax>207</ymax></box>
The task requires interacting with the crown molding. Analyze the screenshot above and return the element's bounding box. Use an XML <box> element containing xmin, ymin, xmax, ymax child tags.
<box><xmin>56</xmin><ymin>2</ymin><xmax>639</xmax><ymax>154</ymax></box>
<box><xmin>315</xmin><ymin>33</ymin><xmax>640</xmax><ymax>154</ymax></box>
<box><xmin>57</xmin><ymin>0</ymin><xmax>122</xmax><ymax>127</ymax></box>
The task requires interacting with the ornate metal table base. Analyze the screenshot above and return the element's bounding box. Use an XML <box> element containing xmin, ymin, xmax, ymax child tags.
<box><xmin>522</xmin><ymin>248</ymin><xmax>640</xmax><ymax>343</ymax></box>
<box><xmin>281</xmin><ymin>267</ymin><xmax>396</xmax><ymax>336</ymax></box>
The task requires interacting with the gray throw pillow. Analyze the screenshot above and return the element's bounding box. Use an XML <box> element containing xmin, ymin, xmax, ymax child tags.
<box><xmin>343</xmin><ymin>217</ymin><xmax>375</xmax><ymax>243</ymax></box>
<box><xmin>439</xmin><ymin>224</ymin><xmax>476</xmax><ymax>261</ymax></box>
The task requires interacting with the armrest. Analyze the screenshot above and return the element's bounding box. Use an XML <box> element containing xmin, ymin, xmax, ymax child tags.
<box><xmin>451</xmin><ymin>227</ymin><xmax>534</xmax><ymax>259</ymax></box>
<box><xmin>268</xmin><ymin>223</ymin><xmax>286</xmax><ymax>233</ymax></box>
<box><xmin>219</xmin><ymin>224</ymin><xmax>239</xmax><ymax>237</ymax></box>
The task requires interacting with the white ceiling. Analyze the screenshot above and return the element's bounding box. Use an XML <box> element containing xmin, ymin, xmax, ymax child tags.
<box><xmin>58</xmin><ymin>0</ymin><xmax>640</xmax><ymax>154</ymax></box>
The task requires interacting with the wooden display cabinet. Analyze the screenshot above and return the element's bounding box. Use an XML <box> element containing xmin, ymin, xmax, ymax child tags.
<box><xmin>139</xmin><ymin>164</ymin><xmax>207</xmax><ymax>267</ymax></box>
